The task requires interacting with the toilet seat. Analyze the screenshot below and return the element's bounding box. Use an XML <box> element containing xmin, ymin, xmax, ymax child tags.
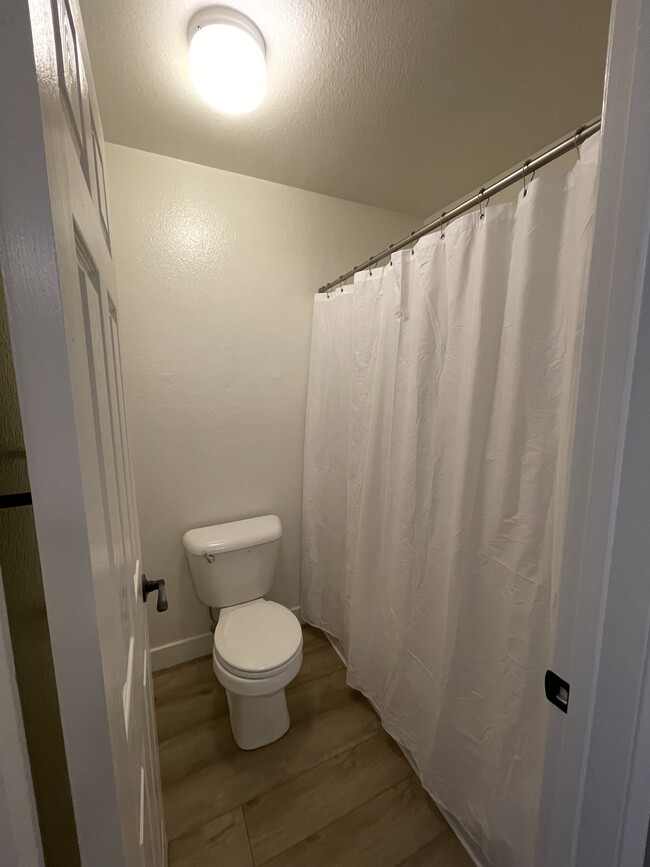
<box><xmin>214</xmin><ymin>599</ymin><xmax>302</xmax><ymax>679</ymax></box>
<box><xmin>213</xmin><ymin>644</ymin><xmax>303</xmax><ymax>698</ymax></box>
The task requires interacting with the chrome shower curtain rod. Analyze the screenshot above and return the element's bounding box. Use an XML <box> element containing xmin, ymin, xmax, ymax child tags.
<box><xmin>317</xmin><ymin>119</ymin><xmax>601</xmax><ymax>294</ymax></box>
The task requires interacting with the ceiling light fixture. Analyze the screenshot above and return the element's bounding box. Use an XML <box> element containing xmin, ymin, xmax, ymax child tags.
<box><xmin>188</xmin><ymin>6</ymin><xmax>267</xmax><ymax>115</ymax></box>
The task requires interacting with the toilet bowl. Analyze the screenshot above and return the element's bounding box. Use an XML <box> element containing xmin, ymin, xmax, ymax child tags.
<box><xmin>182</xmin><ymin>515</ymin><xmax>302</xmax><ymax>750</ymax></box>
<box><xmin>212</xmin><ymin>599</ymin><xmax>302</xmax><ymax>749</ymax></box>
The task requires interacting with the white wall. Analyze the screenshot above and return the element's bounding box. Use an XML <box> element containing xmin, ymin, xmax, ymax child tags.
<box><xmin>105</xmin><ymin>143</ymin><xmax>417</xmax><ymax>666</ymax></box>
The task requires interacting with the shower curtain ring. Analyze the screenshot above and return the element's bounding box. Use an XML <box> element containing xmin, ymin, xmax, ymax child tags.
<box><xmin>440</xmin><ymin>212</ymin><xmax>447</xmax><ymax>239</ymax></box>
<box><xmin>478</xmin><ymin>189</ymin><xmax>489</xmax><ymax>220</ymax></box>
<box><xmin>522</xmin><ymin>160</ymin><xmax>535</xmax><ymax>197</ymax></box>
<box><xmin>329</xmin><ymin>278</ymin><xmax>342</xmax><ymax>297</ymax></box>
<box><xmin>573</xmin><ymin>126</ymin><xmax>584</xmax><ymax>159</ymax></box>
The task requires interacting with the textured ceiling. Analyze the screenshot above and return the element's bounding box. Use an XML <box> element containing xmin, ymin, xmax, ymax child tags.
<box><xmin>80</xmin><ymin>0</ymin><xmax>611</xmax><ymax>217</ymax></box>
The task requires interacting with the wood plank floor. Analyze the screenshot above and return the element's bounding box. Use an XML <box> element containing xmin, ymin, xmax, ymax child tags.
<box><xmin>153</xmin><ymin>625</ymin><xmax>474</xmax><ymax>867</ymax></box>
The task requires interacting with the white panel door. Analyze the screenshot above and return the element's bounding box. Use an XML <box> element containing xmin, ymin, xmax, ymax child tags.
<box><xmin>0</xmin><ymin>0</ymin><xmax>166</xmax><ymax>864</ymax></box>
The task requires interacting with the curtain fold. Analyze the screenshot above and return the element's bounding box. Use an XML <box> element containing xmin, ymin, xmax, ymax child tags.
<box><xmin>301</xmin><ymin>133</ymin><xmax>600</xmax><ymax>867</ymax></box>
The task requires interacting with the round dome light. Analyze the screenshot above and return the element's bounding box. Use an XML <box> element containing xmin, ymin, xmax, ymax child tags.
<box><xmin>188</xmin><ymin>7</ymin><xmax>267</xmax><ymax>115</ymax></box>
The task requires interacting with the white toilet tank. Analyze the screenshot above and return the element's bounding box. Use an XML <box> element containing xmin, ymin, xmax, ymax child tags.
<box><xmin>182</xmin><ymin>515</ymin><xmax>282</xmax><ymax>609</ymax></box>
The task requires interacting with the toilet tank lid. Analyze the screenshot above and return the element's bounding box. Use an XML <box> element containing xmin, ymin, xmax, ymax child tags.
<box><xmin>182</xmin><ymin>515</ymin><xmax>282</xmax><ymax>555</ymax></box>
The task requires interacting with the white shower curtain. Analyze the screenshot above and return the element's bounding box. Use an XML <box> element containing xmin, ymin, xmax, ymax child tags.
<box><xmin>301</xmin><ymin>133</ymin><xmax>600</xmax><ymax>867</ymax></box>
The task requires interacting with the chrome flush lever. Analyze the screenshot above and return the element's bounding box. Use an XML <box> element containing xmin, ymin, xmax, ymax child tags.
<box><xmin>142</xmin><ymin>574</ymin><xmax>168</xmax><ymax>612</ymax></box>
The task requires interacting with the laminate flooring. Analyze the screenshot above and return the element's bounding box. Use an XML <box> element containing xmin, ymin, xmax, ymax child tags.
<box><xmin>153</xmin><ymin>625</ymin><xmax>474</xmax><ymax>867</ymax></box>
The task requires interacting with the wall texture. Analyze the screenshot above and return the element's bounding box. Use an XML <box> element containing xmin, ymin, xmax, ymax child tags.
<box><xmin>105</xmin><ymin>143</ymin><xmax>417</xmax><ymax>665</ymax></box>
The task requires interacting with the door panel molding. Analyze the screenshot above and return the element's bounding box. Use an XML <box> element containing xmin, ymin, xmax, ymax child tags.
<box><xmin>0</xmin><ymin>0</ymin><xmax>166</xmax><ymax>863</ymax></box>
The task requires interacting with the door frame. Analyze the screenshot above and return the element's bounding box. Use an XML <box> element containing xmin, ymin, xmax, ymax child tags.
<box><xmin>537</xmin><ymin>0</ymin><xmax>650</xmax><ymax>863</ymax></box>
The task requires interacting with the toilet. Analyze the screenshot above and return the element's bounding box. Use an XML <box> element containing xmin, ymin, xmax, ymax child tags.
<box><xmin>182</xmin><ymin>515</ymin><xmax>302</xmax><ymax>750</ymax></box>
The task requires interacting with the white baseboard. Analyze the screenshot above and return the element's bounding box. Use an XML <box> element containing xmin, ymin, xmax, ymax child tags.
<box><xmin>290</xmin><ymin>605</ymin><xmax>304</xmax><ymax>624</ymax></box>
<box><xmin>150</xmin><ymin>632</ymin><xmax>213</xmax><ymax>672</ymax></box>
<box><xmin>322</xmin><ymin>630</ymin><xmax>347</xmax><ymax>666</ymax></box>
